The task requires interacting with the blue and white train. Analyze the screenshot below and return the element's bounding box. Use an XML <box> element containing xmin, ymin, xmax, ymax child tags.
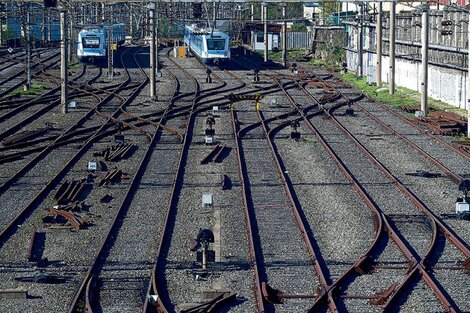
<box><xmin>77</xmin><ymin>24</ymin><xmax>126</xmax><ymax>63</ymax></box>
<box><xmin>183</xmin><ymin>25</ymin><xmax>230</xmax><ymax>64</ymax></box>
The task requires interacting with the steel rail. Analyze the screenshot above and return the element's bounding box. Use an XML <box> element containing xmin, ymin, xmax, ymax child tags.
<box><xmin>67</xmin><ymin>47</ymin><xmax>159</xmax><ymax>313</ymax></box>
<box><xmin>143</xmin><ymin>51</ymin><xmax>250</xmax><ymax>313</ymax></box>
<box><xmin>301</xmin><ymin>65</ymin><xmax>470</xmax><ymax>161</ymax></box>
<box><xmin>0</xmin><ymin>52</ymin><xmax>60</xmax><ymax>98</ymax></box>
<box><xmin>144</xmin><ymin>52</ymin><xmax>200</xmax><ymax>313</ymax></box>
<box><xmin>0</xmin><ymin>48</ymin><xmax>144</xmax><ymax>249</ymax></box>
<box><xmin>296</xmin><ymin>76</ymin><xmax>464</xmax><ymax>312</ymax></box>
<box><xmin>304</xmin><ymin>77</ymin><xmax>470</xmax><ymax>258</ymax></box>
<box><xmin>229</xmin><ymin>109</ymin><xmax>266</xmax><ymax>313</ymax></box>
<box><xmin>276</xmin><ymin>77</ymin><xmax>458</xmax><ymax>312</ymax></box>
<box><xmin>0</xmin><ymin>65</ymin><xmax>102</xmax><ymax>140</ymax></box>
<box><xmin>257</xmin><ymin>108</ymin><xmax>339</xmax><ymax>312</ymax></box>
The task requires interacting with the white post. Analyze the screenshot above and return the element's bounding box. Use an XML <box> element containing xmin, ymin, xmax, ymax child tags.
<box><xmin>467</xmin><ymin>13</ymin><xmax>470</xmax><ymax>138</ymax></box>
<box><xmin>389</xmin><ymin>3</ymin><xmax>396</xmax><ymax>94</ymax></box>
<box><xmin>263</xmin><ymin>3</ymin><xmax>268</xmax><ymax>63</ymax></box>
<box><xmin>282</xmin><ymin>5</ymin><xmax>287</xmax><ymax>67</ymax></box>
<box><xmin>376</xmin><ymin>2</ymin><xmax>382</xmax><ymax>86</ymax></box>
<box><xmin>60</xmin><ymin>10</ymin><xmax>68</xmax><ymax>114</ymax></box>
<box><xmin>150</xmin><ymin>8</ymin><xmax>156</xmax><ymax>99</ymax></box>
<box><xmin>26</xmin><ymin>12</ymin><xmax>31</xmax><ymax>90</ymax></box>
<box><xmin>421</xmin><ymin>5</ymin><xmax>429</xmax><ymax>116</ymax></box>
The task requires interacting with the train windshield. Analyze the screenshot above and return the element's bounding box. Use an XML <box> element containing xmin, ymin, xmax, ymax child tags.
<box><xmin>83</xmin><ymin>37</ymin><xmax>100</xmax><ymax>48</ymax></box>
<box><xmin>206</xmin><ymin>39</ymin><xmax>225</xmax><ymax>50</ymax></box>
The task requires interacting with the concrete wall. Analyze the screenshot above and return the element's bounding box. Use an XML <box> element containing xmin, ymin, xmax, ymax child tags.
<box><xmin>346</xmin><ymin>49</ymin><xmax>468</xmax><ymax>109</ymax></box>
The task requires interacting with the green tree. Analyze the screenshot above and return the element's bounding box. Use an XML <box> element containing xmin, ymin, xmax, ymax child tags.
<box><xmin>291</xmin><ymin>23</ymin><xmax>307</xmax><ymax>32</ymax></box>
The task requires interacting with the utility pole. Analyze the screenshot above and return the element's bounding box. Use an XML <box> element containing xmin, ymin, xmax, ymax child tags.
<box><xmin>0</xmin><ymin>4</ymin><xmax>3</xmax><ymax>47</ymax></box>
<box><xmin>263</xmin><ymin>2</ymin><xmax>268</xmax><ymax>62</ymax></box>
<box><xmin>26</xmin><ymin>11</ymin><xmax>32</xmax><ymax>90</ymax></box>
<box><xmin>69</xmin><ymin>11</ymin><xmax>73</xmax><ymax>63</ymax></box>
<box><xmin>421</xmin><ymin>4</ymin><xmax>429</xmax><ymax>116</ymax></box>
<box><xmin>149</xmin><ymin>5</ymin><xmax>156</xmax><ymax>99</ymax></box>
<box><xmin>129</xmin><ymin>4</ymin><xmax>133</xmax><ymax>37</ymax></box>
<box><xmin>41</xmin><ymin>9</ymin><xmax>46</xmax><ymax>44</ymax></box>
<box><xmin>282</xmin><ymin>5</ymin><xmax>287</xmax><ymax>67</ymax></box>
<box><xmin>389</xmin><ymin>2</ymin><xmax>396</xmax><ymax>94</ymax></box>
<box><xmin>251</xmin><ymin>3</ymin><xmax>254</xmax><ymax>22</ymax></box>
<box><xmin>357</xmin><ymin>3</ymin><xmax>364</xmax><ymax>78</ymax></box>
<box><xmin>467</xmin><ymin>13</ymin><xmax>470</xmax><ymax>138</ymax></box>
<box><xmin>376</xmin><ymin>2</ymin><xmax>382</xmax><ymax>86</ymax></box>
<box><xmin>47</xmin><ymin>9</ymin><xmax>51</xmax><ymax>42</ymax></box>
<box><xmin>60</xmin><ymin>9</ymin><xmax>68</xmax><ymax>114</ymax></box>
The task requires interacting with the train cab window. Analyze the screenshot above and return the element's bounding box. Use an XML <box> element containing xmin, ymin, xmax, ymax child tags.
<box><xmin>256</xmin><ymin>33</ymin><xmax>264</xmax><ymax>43</ymax></box>
<box><xmin>207</xmin><ymin>39</ymin><xmax>225</xmax><ymax>50</ymax></box>
<box><xmin>83</xmin><ymin>37</ymin><xmax>100</xmax><ymax>48</ymax></box>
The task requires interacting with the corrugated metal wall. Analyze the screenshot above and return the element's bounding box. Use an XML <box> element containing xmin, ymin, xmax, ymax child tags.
<box><xmin>286</xmin><ymin>32</ymin><xmax>312</xmax><ymax>49</ymax></box>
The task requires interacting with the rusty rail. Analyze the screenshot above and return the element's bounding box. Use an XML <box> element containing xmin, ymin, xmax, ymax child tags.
<box><xmin>296</xmin><ymin>71</ymin><xmax>465</xmax><ymax>312</ymax></box>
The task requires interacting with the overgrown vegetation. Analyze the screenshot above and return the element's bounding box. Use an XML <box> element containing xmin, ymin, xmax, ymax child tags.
<box><xmin>338</xmin><ymin>72</ymin><xmax>467</xmax><ymax>118</ymax></box>
<box><xmin>256</xmin><ymin>48</ymin><xmax>309</xmax><ymax>63</ymax></box>
<box><xmin>7</xmin><ymin>82</ymin><xmax>48</xmax><ymax>98</ymax></box>
<box><xmin>314</xmin><ymin>42</ymin><xmax>345</xmax><ymax>67</ymax></box>
<box><xmin>291</xmin><ymin>23</ymin><xmax>307</xmax><ymax>32</ymax></box>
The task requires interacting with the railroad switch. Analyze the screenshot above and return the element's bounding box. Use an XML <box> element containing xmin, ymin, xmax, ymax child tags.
<box><xmin>290</xmin><ymin>120</ymin><xmax>301</xmax><ymax>141</ymax></box>
<box><xmin>405</xmin><ymin>170</ymin><xmax>441</xmax><ymax>178</ymax></box>
<box><xmin>345</xmin><ymin>103</ymin><xmax>355</xmax><ymax>116</ymax></box>
<box><xmin>262</xmin><ymin>282</ymin><xmax>315</xmax><ymax>304</ymax></box>
<box><xmin>190</xmin><ymin>229</ymin><xmax>215</xmax><ymax>274</ymax></box>
<box><xmin>206</xmin><ymin>68</ymin><xmax>212</xmax><ymax>83</ymax></box>
<box><xmin>205</xmin><ymin>114</ymin><xmax>216</xmax><ymax>143</ymax></box>
<box><xmin>291</xmin><ymin>63</ymin><xmax>298</xmax><ymax>74</ymax></box>
<box><xmin>253</xmin><ymin>69</ymin><xmax>260</xmax><ymax>82</ymax></box>
<box><xmin>455</xmin><ymin>179</ymin><xmax>470</xmax><ymax>219</ymax></box>
<box><xmin>114</xmin><ymin>134</ymin><xmax>125</xmax><ymax>144</ymax></box>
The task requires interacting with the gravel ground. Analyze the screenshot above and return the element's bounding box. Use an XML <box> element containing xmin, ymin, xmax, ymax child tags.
<box><xmin>234</xmin><ymin>105</ymin><xmax>319</xmax><ymax>313</ymax></box>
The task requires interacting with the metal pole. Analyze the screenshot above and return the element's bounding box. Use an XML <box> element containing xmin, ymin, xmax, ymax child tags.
<box><xmin>68</xmin><ymin>12</ymin><xmax>73</xmax><ymax>63</ymax></box>
<box><xmin>47</xmin><ymin>9</ymin><xmax>51</xmax><ymax>42</ymax></box>
<box><xmin>376</xmin><ymin>2</ymin><xmax>382</xmax><ymax>86</ymax></box>
<box><xmin>107</xmin><ymin>4</ymin><xmax>114</xmax><ymax>80</ymax></box>
<box><xmin>263</xmin><ymin>3</ymin><xmax>268</xmax><ymax>63</ymax></box>
<box><xmin>41</xmin><ymin>9</ymin><xmax>46</xmax><ymax>44</ymax></box>
<box><xmin>357</xmin><ymin>4</ymin><xmax>363</xmax><ymax>78</ymax></box>
<box><xmin>150</xmin><ymin>8</ymin><xmax>156</xmax><ymax>99</ymax></box>
<box><xmin>389</xmin><ymin>2</ymin><xmax>396</xmax><ymax>94</ymax></box>
<box><xmin>421</xmin><ymin>5</ymin><xmax>429</xmax><ymax>116</ymax></box>
<box><xmin>251</xmin><ymin>3</ymin><xmax>254</xmax><ymax>21</ymax></box>
<box><xmin>282</xmin><ymin>5</ymin><xmax>287</xmax><ymax>67</ymax></box>
<box><xmin>213</xmin><ymin>0</ymin><xmax>217</xmax><ymax>22</ymax></box>
<box><xmin>60</xmin><ymin>10</ymin><xmax>68</xmax><ymax>114</ymax></box>
<box><xmin>129</xmin><ymin>4</ymin><xmax>133</xmax><ymax>37</ymax></box>
<box><xmin>467</xmin><ymin>13</ymin><xmax>470</xmax><ymax>138</ymax></box>
<box><xmin>26</xmin><ymin>12</ymin><xmax>31</xmax><ymax>90</ymax></box>
<box><xmin>0</xmin><ymin>11</ymin><xmax>3</xmax><ymax>47</ymax></box>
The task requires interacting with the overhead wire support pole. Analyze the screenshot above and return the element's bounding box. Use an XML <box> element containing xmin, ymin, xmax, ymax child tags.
<box><xmin>60</xmin><ymin>9</ymin><xmax>68</xmax><ymax>114</ymax></box>
<box><xmin>389</xmin><ymin>1</ymin><xmax>396</xmax><ymax>94</ymax></box>
<box><xmin>26</xmin><ymin>11</ymin><xmax>32</xmax><ymax>90</ymax></box>
<box><xmin>282</xmin><ymin>4</ymin><xmax>286</xmax><ymax>67</ymax></box>
<box><xmin>468</xmin><ymin>12</ymin><xmax>470</xmax><ymax>138</ymax></box>
<box><xmin>357</xmin><ymin>2</ymin><xmax>364</xmax><ymax>78</ymax></box>
<box><xmin>263</xmin><ymin>1</ymin><xmax>268</xmax><ymax>63</ymax></box>
<box><xmin>149</xmin><ymin>4</ymin><xmax>156</xmax><ymax>99</ymax></box>
<box><xmin>421</xmin><ymin>4</ymin><xmax>429</xmax><ymax>116</ymax></box>
<box><xmin>376</xmin><ymin>2</ymin><xmax>382</xmax><ymax>86</ymax></box>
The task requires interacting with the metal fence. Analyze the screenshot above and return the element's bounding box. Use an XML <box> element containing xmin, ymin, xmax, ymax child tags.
<box><xmin>286</xmin><ymin>32</ymin><xmax>312</xmax><ymax>49</ymax></box>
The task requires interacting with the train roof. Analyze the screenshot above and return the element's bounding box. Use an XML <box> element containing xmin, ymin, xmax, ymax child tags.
<box><xmin>185</xmin><ymin>24</ymin><xmax>224</xmax><ymax>34</ymax></box>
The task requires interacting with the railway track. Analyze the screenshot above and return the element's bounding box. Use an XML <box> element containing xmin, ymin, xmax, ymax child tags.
<box><xmin>229</xmin><ymin>54</ymin><xmax>467</xmax><ymax>310</ymax></box>
<box><xmin>0</xmin><ymin>50</ymin><xmax>60</xmax><ymax>98</ymax></box>
<box><xmin>0</xmin><ymin>47</ymin><xmax>158</xmax><ymax>313</ymax></box>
